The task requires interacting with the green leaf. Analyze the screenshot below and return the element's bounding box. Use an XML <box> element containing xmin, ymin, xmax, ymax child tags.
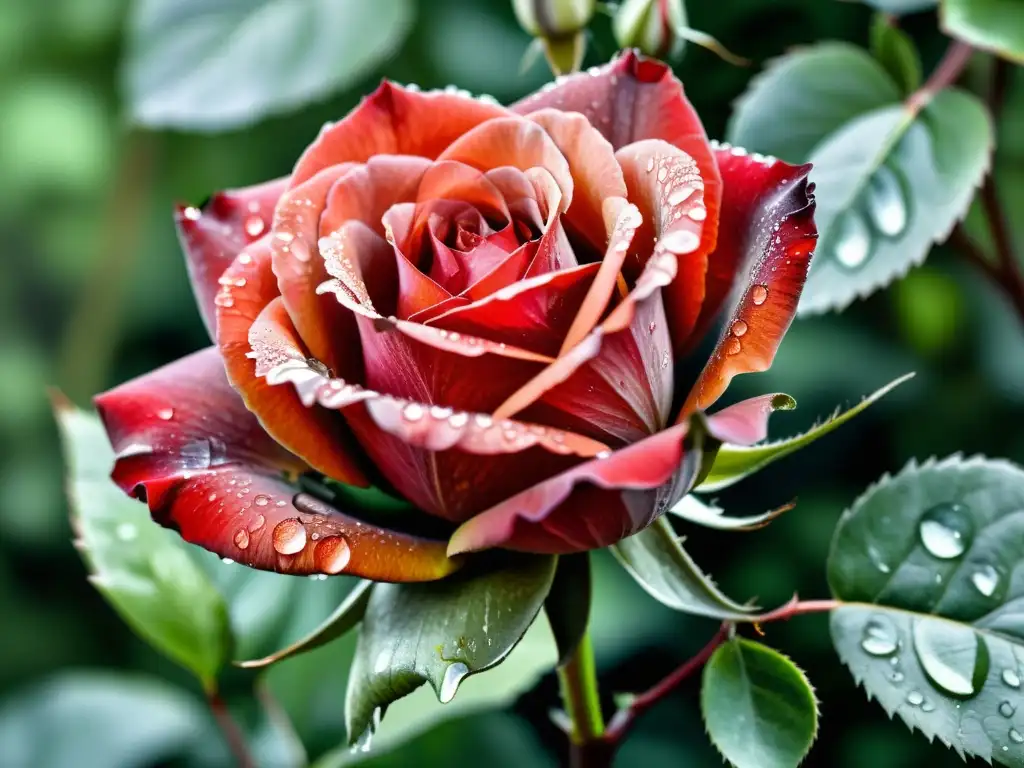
<box><xmin>798</xmin><ymin>89</ymin><xmax>993</xmax><ymax>315</ymax></box>
<box><xmin>237</xmin><ymin>580</ymin><xmax>372</xmax><ymax>669</ymax></box>
<box><xmin>726</xmin><ymin>42</ymin><xmax>901</xmax><ymax>163</ymax></box>
<box><xmin>697</xmin><ymin>374</ymin><xmax>913</xmax><ymax>493</ymax></box>
<box><xmin>828</xmin><ymin>455</ymin><xmax>1024</xmax><ymax>764</ymax></box>
<box><xmin>0</xmin><ymin>672</ymin><xmax>208</xmax><ymax>768</ymax></box>
<box><xmin>611</xmin><ymin>517</ymin><xmax>756</xmax><ymax>619</ymax></box>
<box><xmin>544</xmin><ymin>554</ymin><xmax>592</xmax><ymax>666</ymax></box>
<box><xmin>193</xmin><ymin>549</ymin><xmax>363</xmax><ymax>663</ymax></box>
<box><xmin>870</xmin><ymin>14</ymin><xmax>923</xmax><ymax>95</ymax></box>
<box><xmin>668</xmin><ymin>494</ymin><xmax>792</xmax><ymax>532</ymax></box>
<box><xmin>344</xmin><ymin>555</ymin><xmax>557</xmax><ymax>746</ymax></box>
<box><xmin>701</xmin><ymin>638</ymin><xmax>818</xmax><ymax>768</ymax></box>
<box><xmin>123</xmin><ymin>0</ymin><xmax>415</xmax><ymax>131</ymax></box>
<box><xmin>860</xmin><ymin>0</ymin><xmax>937</xmax><ymax>12</ymax></box>
<box><xmin>942</xmin><ymin>0</ymin><xmax>1024</xmax><ymax>64</ymax></box>
<box><xmin>55</xmin><ymin>402</ymin><xmax>230</xmax><ymax>687</ymax></box>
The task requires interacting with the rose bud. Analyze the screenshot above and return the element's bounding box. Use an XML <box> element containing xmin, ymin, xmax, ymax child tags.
<box><xmin>513</xmin><ymin>0</ymin><xmax>595</xmax><ymax>74</ymax></box>
<box><xmin>613</xmin><ymin>0</ymin><xmax>686</xmax><ymax>59</ymax></box>
<box><xmin>94</xmin><ymin>51</ymin><xmax>816</xmax><ymax>582</ymax></box>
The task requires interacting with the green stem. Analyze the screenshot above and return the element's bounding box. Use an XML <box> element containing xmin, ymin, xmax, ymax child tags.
<box><xmin>558</xmin><ymin>631</ymin><xmax>605</xmax><ymax>744</ymax></box>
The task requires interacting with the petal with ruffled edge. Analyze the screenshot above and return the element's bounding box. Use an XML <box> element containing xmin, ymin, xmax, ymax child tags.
<box><xmin>217</xmin><ymin>240</ymin><xmax>369</xmax><ymax>485</ymax></box>
<box><xmin>93</xmin><ymin>349</ymin><xmax>456</xmax><ymax>581</ymax></box>
<box><xmin>512</xmin><ymin>51</ymin><xmax>721</xmax><ymax>261</ymax></box>
<box><xmin>175</xmin><ymin>177</ymin><xmax>288</xmax><ymax>338</ymax></box>
<box><xmin>616</xmin><ymin>140</ymin><xmax>708</xmax><ymax>352</ymax></box>
<box><xmin>682</xmin><ymin>150</ymin><xmax>816</xmax><ymax>415</ymax></box>
<box><xmin>291</xmin><ymin>83</ymin><xmax>509</xmax><ymax>188</ymax></box>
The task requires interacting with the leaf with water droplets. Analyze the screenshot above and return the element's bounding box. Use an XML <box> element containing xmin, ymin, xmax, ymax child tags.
<box><xmin>798</xmin><ymin>89</ymin><xmax>993</xmax><ymax>314</ymax></box>
<box><xmin>344</xmin><ymin>555</ymin><xmax>557</xmax><ymax>746</ymax></box>
<box><xmin>123</xmin><ymin>0</ymin><xmax>414</xmax><ymax>131</ymax></box>
<box><xmin>55</xmin><ymin>402</ymin><xmax>230</xmax><ymax>688</ymax></box>
<box><xmin>726</xmin><ymin>42</ymin><xmax>902</xmax><ymax>164</ymax></box>
<box><xmin>697</xmin><ymin>374</ymin><xmax>912</xmax><ymax>493</ymax></box>
<box><xmin>610</xmin><ymin>517</ymin><xmax>756</xmax><ymax>619</ymax></box>
<box><xmin>701</xmin><ymin>638</ymin><xmax>819</xmax><ymax>768</ymax></box>
<box><xmin>828</xmin><ymin>455</ymin><xmax>1024</xmax><ymax>765</ymax></box>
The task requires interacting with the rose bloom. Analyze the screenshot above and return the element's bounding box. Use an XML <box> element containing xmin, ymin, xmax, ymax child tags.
<box><xmin>96</xmin><ymin>52</ymin><xmax>816</xmax><ymax>582</ymax></box>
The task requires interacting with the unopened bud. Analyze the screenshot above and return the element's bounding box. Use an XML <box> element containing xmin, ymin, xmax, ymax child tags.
<box><xmin>613</xmin><ymin>0</ymin><xmax>686</xmax><ymax>59</ymax></box>
<box><xmin>514</xmin><ymin>0</ymin><xmax>595</xmax><ymax>75</ymax></box>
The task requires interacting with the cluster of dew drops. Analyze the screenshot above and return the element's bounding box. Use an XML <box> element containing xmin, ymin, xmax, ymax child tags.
<box><xmin>856</xmin><ymin>499</ymin><xmax>1023</xmax><ymax>753</ymax></box>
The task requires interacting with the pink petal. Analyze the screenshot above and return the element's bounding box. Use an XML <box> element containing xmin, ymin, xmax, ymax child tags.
<box><xmin>705</xmin><ymin>393</ymin><xmax>796</xmax><ymax>446</ymax></box>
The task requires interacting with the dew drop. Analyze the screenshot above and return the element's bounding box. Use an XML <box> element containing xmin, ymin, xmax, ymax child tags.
<box><xmin>403</xmin><ymin>403</ymin><xmax>424</xmax><ymax>422</ymax></box>
<box><xmin>891</xmin><ymin>670</ymin><xmax>905</xmax><ymax>683</ymax></box>
<box><xmin>208</xmin><ymin>493</ymin><xmax>218</xmax><ymax>502</ymax></box>
<box><xmin>244</xmin><ymin>215</ymin><xmax>265</xmax><ymax>238</ymax></box>
<box><xmin>157</xmin><ymin>408</ymin><xmax>174</xmax><ymax>421</ymax></box>
<box><xmin>234</xmin><ymin>529</ymin><xmax>250</xmax><ymax>550</ymax></box>
<box><xmin>667</xmin><ymin>186</ymin><xmax>694</xmax><ymax>206</ymax></box>
<box><xmin>906</xmin><ymin>690</ymin><xmax>924</xmax><ymax>707</ymax></box>
<box><xmin>920</xmin><ymin>699</ymin><xmax>936</xmax><ymax>713</ymax></box>
<box><xmin>314</xmin><ymin>535</ymin><xmax>352</xmax><ymax>575</ymax></box>
<box><xmin>1001</xmin><ymin>701</ymin><xmax>1017</xmax><ymax>718</ymax></box>
<box><xmin>724</xmin><ymin>337</ymin><xmax>741</xmax><ymax>356</ymax></box>
<box><xmin>688</xmin><ymin>206</ymin><xmax>707</xmax><ymax>222</ymax></box>
<box><xmin>248</xmin><ymin>514</ymin><xmax>265</xmax><ymax>533</ymax></box>
<box><xmin>912</xmin><ymin>616</ymin><xmax>988</xmax><ymax>698</ymax></box>
<box><xmin>751</xmin><ymin>285</ymin><xmax>768</xmax><ymax>305</ymax></box>
<box><xmin>971</xmin><ymin>564</ymin><xmax>1000</xmax><ymax>597</ymax></box>
<box><xmin>867</xmin><ymin>166</ymin><xmax>908</xmax><ymax>237</ymax></box>
<box><xmin>833</xmin><ymin>213</ymin><xmax>872</xmax><ymax>269</ymax></box>
<box><xmin>657</xmin><ymin>166</ymin><xmax>668</xmax><ymax>183</ymax></box>
<box><xmin>918</xmin><ymin>502</ymin><xmax>972</xmax><ymax>559</ymax></box>
<box><xmin>253</xmin><ymin>494</ymin><xmax>270</xmax><ymax>508</ymax></box>
<box><xmin>731</xmin><ymin>320</ymin><xmax>748</xmax><ymax>337</ymax></box>
<box><xmin>860</xmin><ymin>615</ymin><xmax>899</xmax><ymax>656</ymax></box>
<box><xmin>659</xmin><ymin>229</ymin><xmax>700</xmax><ymax>254</ymax></box>
<box><xmin>352</xmin><ymin>726</ymin><xmax>373</xmax><ymax>754</ymax></box>
<box><xmin>645</xmin><ymin>157</ymin><xmax>655</xmax><ymax>173</ymax></box>
<box><xmin>440</xmin><ymin>661</ymin><xmax>470</xmax><ymax>704</ymax></box>
<box><xmin>867</xmin><ymin>544</ymin><xmax>891</xmax><ymax>574</ymax></box>
<box><xmin>272</xmin><ymin>519</ymin><xmax>307</xmax><ymax>555</ymax></box>
<box><xmin>1003</xmin><ymin>668</ymin><xmax>1021</xmax><ymax>688</ymax></box>
<box><xmin>115</xmin><ymin>523</ymin><xmax>137</xmax><ymax>541</ymax></box>
<box><xmin>1012</xmin><ymin>728</ymin><xmax>1024</xmax><ymax>745</ymax></box>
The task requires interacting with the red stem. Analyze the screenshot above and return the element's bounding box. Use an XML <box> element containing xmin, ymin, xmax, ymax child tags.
<box><xmin>206</xmin><ymin>689</ymin><xmax>256</xmax><ymax>768</ymax></box>
<box><xmin>907</xmin><ymin>40</ymin><xmax>974</xmax><ymax>115</ymax></box>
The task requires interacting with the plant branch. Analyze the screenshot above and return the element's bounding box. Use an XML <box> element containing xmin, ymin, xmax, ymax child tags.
<box><xmin>558</xmin><ymin>632</ymin><xmax>608</xmax><ymax>767</ymax></box>
<box><xmin>907</xmin><ymin>39</ymin><xmax>974</xmax><ymax>115</ymax></box>
<box><xmin>205</xmin><ymin>688</ymin><xmax>256</xmax><ymax>768</ymax></box>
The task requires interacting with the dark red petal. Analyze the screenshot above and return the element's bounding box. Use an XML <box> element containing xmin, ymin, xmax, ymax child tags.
<box><xmin>438</xmin><ymin>117</ymin><xmax>574</xmax><ymax>207</ymax></box>
<box><xmin>447</xmin><ymin>418</ymin><xmax>704</xmax><ymax>554</ymax></box>
<box><xmin>512</xmin><ymin>50</ymin><xmax>721</xmax><ymax>259</ymax></box>
<box><xmin>616</xmin><ymin>140</ymin><xmax>708</xmax><ymax>351</ymax></box>
<box><xmin>217</xmin><ymin>242</ymin><xmax>369</xmax><ymax>485</ymax></box>
<box><xmin>526</xmin><ymin>109</ymin><xmax>627</xmax><ymax>253</ymax></box>
<box><xmin>682</xmin><ymin>150</ymin><xmax>816</xmax><ymax>415</ymax></box>
<box><xmin>427</xmin><ymin>262</ymin><xmax>601</xmax><ymax>356</ymax></box>
<box><xmin>175</xmin><ymin>177</ymin><xmax>287</xmax><ymax>338</ymax></box>
<box><xmin>94</xmin><ymin>347</ymin><xmax>301</xmax><ymax>489</ymax></box>
<box><xmin>291</xmin><ymin>83</ymin><xmax>509</xmax><ymax>188</ymax></box>
<box><xmin>270</xmin><ymin>164</ymin><xmax>360</xmax><ymax>376</ymax></box>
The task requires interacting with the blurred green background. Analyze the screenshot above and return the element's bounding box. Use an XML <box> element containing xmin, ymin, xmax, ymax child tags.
<box><xmin>1</xmin><ymin>0</ymin><xmax>1021</xmax><ymax>765</ymax></box>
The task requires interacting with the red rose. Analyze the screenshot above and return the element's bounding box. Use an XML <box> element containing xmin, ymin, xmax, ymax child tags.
<box><xmin>95</xmin><ymin>52</ymin><xmax>816</xmax><ymax>582</ymax></box>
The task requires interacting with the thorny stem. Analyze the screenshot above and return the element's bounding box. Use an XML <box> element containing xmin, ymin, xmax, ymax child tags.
<box><xmin>205</xmin><ymin>687</ymin><xmax>256</xmax><ymax>768</ymax></box>
<box><xmin>598</xmin><ymin>598</ymin><xmax>839</xmax><ymax>757</ymax></box>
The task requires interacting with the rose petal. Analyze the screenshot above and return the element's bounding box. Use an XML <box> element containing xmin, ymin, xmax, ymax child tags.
<box><xmin>512</xmin><ymin>50</ymin><xmax>721</xmax><ymax>262</ymax></box>
<box><xmin>616</xmin><ymin>140</ymin><xmax>708</xmax><ymax>351</ymax></box>
<box><xmin>380</xmin><ymin>203</ymin><xmax>456</xmax><ymax>318</ymax></box>
<box><xmin>526</xmin><ymin>109</ymin><xmax>627</xmax><ymax>253</ymax></box>
<box><xmin>438</xmin><ymin>117</ymin><xmax>574</xmax><ymax>211</ymax></box>
<box><xmin>318</xmin><ymin>219</ymin><xmax>398</xmax><ymax>315</ymax></box>
<box><xmin>682</xmin><ymin>150</ymin><xmax>816</xmax><ymax>414</ymax></box>
<box><xmin>427</xmin><ymin>262</ymin><xmax>601</xmax><ymax>356</ymax></box>
<box><xmin>319</xmin><ymin>155</ymin><xmax>432</xmax><ymax>238</ymax></box>
<box><xmin>291</xmin><ymin>82</ymin><xmax>509</xmax><ymax>187</ymax></box>
<box><xmin>705</xmin><ymin>393</ymin><xmax>796</xmax><ymax>446</ymax></box>
<box><xmin>270</xmin><ymin>164</ymin><xmax>359</xmax><ymax>375</ymax></box>
<box><xmin>447</xmin><ymin>417</ymin><xmax>707</xmax><ymax>554</ymax></box>
<box><xmin>175</xmin><ymin>177</ymin><xmax>287</xmax><ymax>338</ymax></box>
<box><xmin>217</xmin><ymin>242</ymin><xmax>369</xmax><ymax>485</ymax></box>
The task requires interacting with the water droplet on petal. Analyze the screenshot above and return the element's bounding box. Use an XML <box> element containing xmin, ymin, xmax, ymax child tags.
<box><xmin>659</xmin><ymin>229</ymin><xmax>700</xmax><ymax>253</ymax></box>
<box><xmin>646</xmin><ymin>157</ymin><xmax>655</xmax><ymax>173</ymax></box>
<box><xmin>860</xmin><ymin>615</ymin><xmax>899</xmax><ymax>656</ymax></box>
<box><xmin>248</xmin><ymin>514</ymin><xmax>265</xmax><ymax>533</ymax></box>
<box><xmin>253</xmin><ymin>494</ymin><xmax>270</xmax><ymax>507</ymax></box>
<box><xmin>918</xmin><ymin>502</ymin><xmax>972</xmax><ymax>559</ymax></box>
<box><xmin>834</xmin><ymin>213</ymin><xmax>872</xmax><ymax>269</ymax></box>
<box><xmin>440</xmin><ymin>662</ymin><xmax>470</xmax><ymax>704</ymax></box>
<box><xmin>867</xmin><ymin>166</ymin><xmax>908</xmax><ymax>237</ymax></box>
<box><xmin>724</xmin><ymin>337</ymin><xmax>741</xmax><ymax>356</ymax></box>
<box><xmin>157</xmin><ymin>408</ymin><xmax>174</xmax><ymax>421</ymax></box>
<box><xmin>1011</xmin><ymin>728</ymin><xmax>1024</xmax><ymax>745</ymax></box>
<box><xmin>971</xmin><ymin>564</ymin><xmax>1000</xmax><ymax>597</ymax></box>
<box><xmin>272</xmin><ymin>519</ymin><xmax>307</xmax><ymax>555</ymax></box>
<box><xmin>244</xmin><ymin>215</ymin><xmax>265</xmax><ymax>238</ymax></box>
<box><xmin>751</xmin><ymin>285</ymin><xmax>768</xmax><ymax>305</ymax></box>
<box><xmin>657</xmin><ymin>166</ymin><xmax>668</xmax><ymax>183</ymax></box>
<box><xmin>314</xmin><ymin>535</ymin><xmax>351</xmax><ymax>575</ymax></box>
<box><xmin>731</xmin><ymin>320</ymin><xmax>748</xmax><ymax>337</ymax></box>
<box><xmin>1001</xmin><ymin>701</ymin><xmax>1017</xmax><ymax>718</ymax></box>
<box><xmin>688</xmin><ymin>206</ymin><xmax>707</xmax><ymax>222</ymax></box>
<box><xmin>667</xmin><ymin>187</ymin><xmax>694</xmax><ymax>206</ymax></box>
<box><xmin>1003</xmin><ymin>668</ymin><xmax>1021</xmax><ymax>688</ymax></box>
<box><xmin>912</xmin><ymin>617</ymin><xmax>988</xmax><ymax>698</ymax></box>
<box><xmin>234</xmin><ymin>529</ymin><xmax>250</xmax><ymax>550</ymax></box>
<box><xmin>403</xmin><ymin>403</ymin><xmax>424</xmax><ymax>422</ymax></box>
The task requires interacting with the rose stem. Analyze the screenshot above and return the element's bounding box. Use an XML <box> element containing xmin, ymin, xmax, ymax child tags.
<box><xmin>205</xmin><ymin>686</ymin><xmax>256</xmax><ymax>768</ymax></box>
<box><xmin>557</xmin><ymin>630</ymin><xmax>610</xmax><ymax>767</ymax></box>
